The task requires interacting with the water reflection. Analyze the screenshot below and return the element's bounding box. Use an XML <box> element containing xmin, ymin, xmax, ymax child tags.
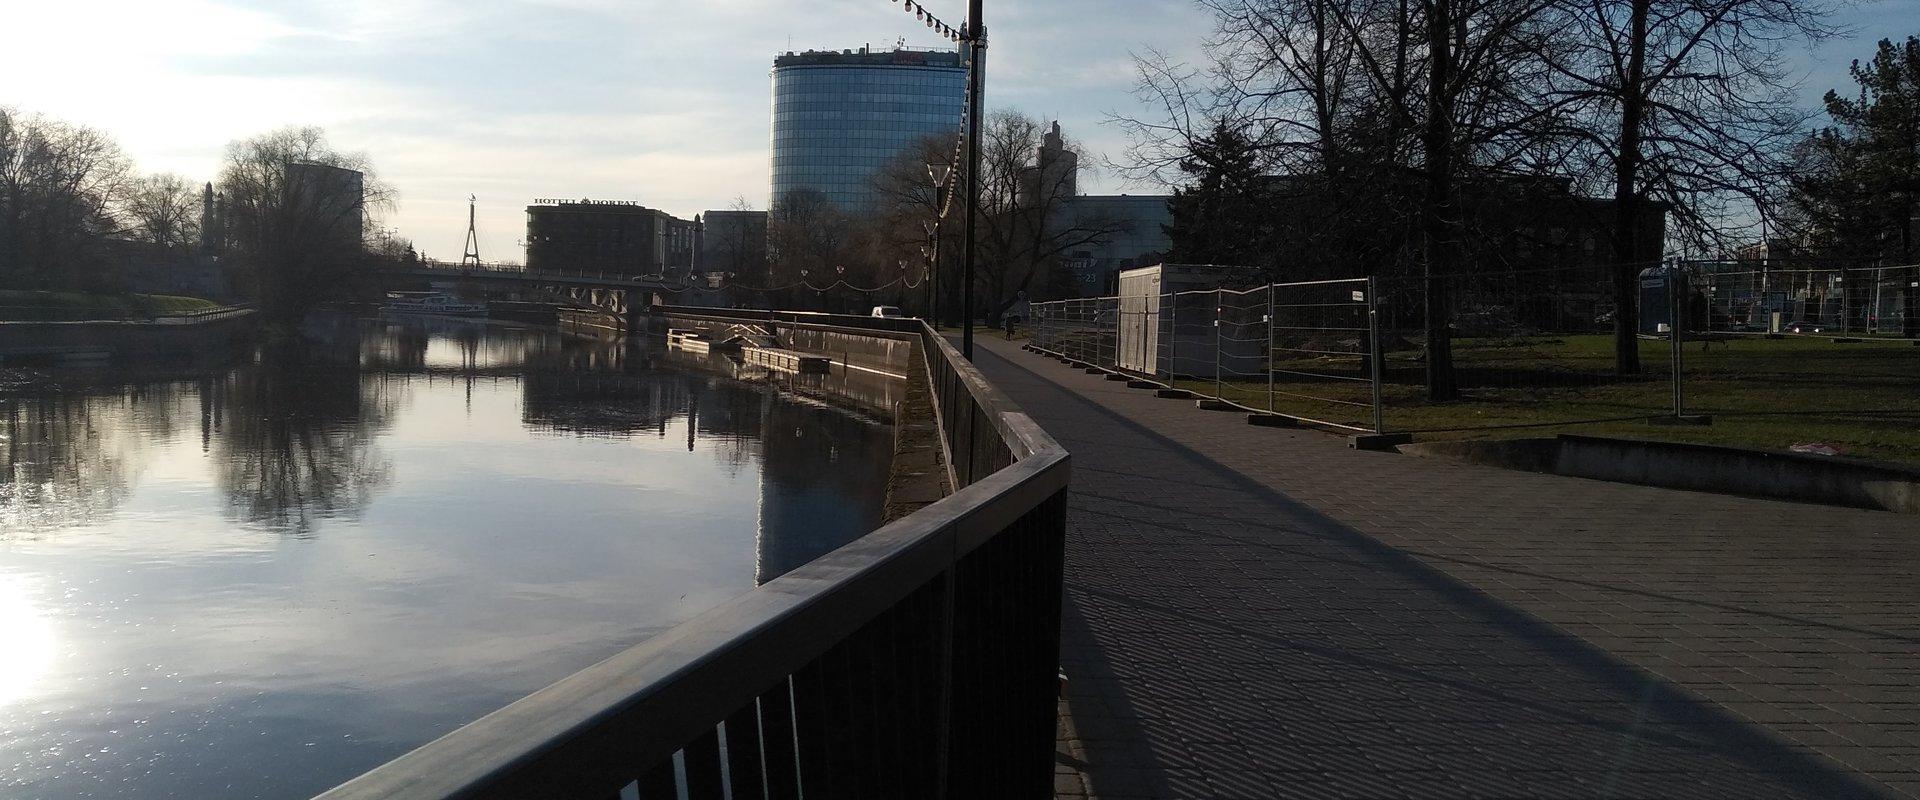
<box><xmin>216</xmin><ymin>336</ymin><xmax>397</xmax><ymax>535</ymax></box>
<box><xmin>0</xmin><ymin>574</ymin><xmax>55</xmax><ymax>708</ymax></box>
<box><xmin>0</xmin><ymin>315</ymin><xmax>897</xmax><ymax>799</ymax></box>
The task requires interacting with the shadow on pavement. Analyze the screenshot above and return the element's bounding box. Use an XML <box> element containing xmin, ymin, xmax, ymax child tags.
<box><xmin>977</xmin><ymin>345</ymin><xmax>1892</xmax><ymax>800</ymax></box>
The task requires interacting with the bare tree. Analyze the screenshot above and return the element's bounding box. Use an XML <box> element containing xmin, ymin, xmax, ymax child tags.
<box><xmin>1542</xmin><ymin>0</ymin><xmax>1835</xmax><ymax>373</ymax></box>
<box><xmin>972</xmin><ymin>110</ymin><xmax>1130</xmax><ymax>308</ymax></box>
<box><xmin>218</xmin><ymin>127</ymin><xmax>389</xmax><ymax>321</ymax></box>
<box><xmin>767</xmin><ymin>188</ymin><xmax>859</xmax><ymax>309</ymax></box>
<box><xmin>870</xmin><ymin>135</ymin><xmax>962</xmax><ymax>315</ymax></box>
<box><xmin>0</xmin><ymin>108</ymin><xmax>131</xmax><ymax>290</ymax></box>
<box><xmin>706</xmin><ymin>196</ymin><xmax>769</xmax><ymax>285</ymax></box>
<box><xmin>1112</xmin><ymin>0</ymin><xmax>1563</xmax><ymax>399</ymax></box>
<box><xmin>120</xmin><ymin>173</ymin><xmax>201</xmax><ymax>254</ymax></box>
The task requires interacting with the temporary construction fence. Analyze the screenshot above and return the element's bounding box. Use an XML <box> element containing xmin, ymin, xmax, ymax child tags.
<box><xmin>1029</xmin><ymin>261</ymin><xmax>1920</xmax><ymax>441</ymax></box>
<box><xmin>1033</xmin><ymin>277</ymin><xmax>1381</xmax><ymax>432</ymax></box>
<box><xmin>1694</xmin><ymin>263</ymin><xmax>1918</xmax><ymax>337</ymax></box>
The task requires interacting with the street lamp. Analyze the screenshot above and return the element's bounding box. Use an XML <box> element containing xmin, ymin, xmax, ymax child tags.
<box><xmin>925</xmin><ymin>162</ymin><xmax>954</xmax><ymax>326</ymax></box>
<box><xmin>960</xmin><ymin>0</ymin><xmax>985</xmax><ymax>359</ymax></box>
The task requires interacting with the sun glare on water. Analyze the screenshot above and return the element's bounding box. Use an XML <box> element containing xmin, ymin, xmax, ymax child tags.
<box><xmin>0</xmin><ymin>575</ymin><xmax>56</xmax><ymax>708</ymax></box>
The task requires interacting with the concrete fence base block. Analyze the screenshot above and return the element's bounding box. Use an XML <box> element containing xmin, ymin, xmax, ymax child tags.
<box><xmin>1247</xmin><ymin>414</ymin><xmax>1299</xmax><ymax>428</ymax></box>
<box><xmin>1126</xmin><ymin>380</ymin><xmax>1160</xmax><ymax>390</ymax></box>
<box><xmin>1082</xmin><ymin>367</ymin><xmax>1105</xmax><ymax>375</ymax></box>
<box><xmin>1104</xmin><ymin>373</ymin><xmax>1132</xmax><ymax>382</ymax></box>
<box><xmin>1831</xmin><ymin>337</ymin><xmax>1865</xmax><ymax>344</ymax></box>
<box><xmin>1403</xmin><ymin>434</ymin><xmax>1920</xmax><ymax>514</ymax></box>
<box><xmin>1195</xmin><ymin>399</ymin><xmax>1236</xmax><ymax>411</ymax></box>
<box><xmin>1155</xmin><ymin>389</ymin><xmax>1193</xmax><ymax>399</ymax></box>
<box><xmin>1648</xmin><ymin>414</ymin><xmax>1715</xmax><ymax>427</ymax></box>
<box><xmin>1350</xmin><ymin>432</ymin><xmax>1414</xmax><ymax>451</ymax></box>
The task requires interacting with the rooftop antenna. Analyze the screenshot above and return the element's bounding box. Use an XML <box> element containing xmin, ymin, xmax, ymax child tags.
<box><xmin>460</xmin><ymin>194</ymin><xmax>482</xmax><ymax>267</ymax></box>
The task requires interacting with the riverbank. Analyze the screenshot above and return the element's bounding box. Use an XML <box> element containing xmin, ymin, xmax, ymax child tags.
<box><xmin>0</xmin><ymin>290</ymin><xmax>222</xmax><ymax>321</ymax></box>
<box><xmin>0</xmin><ymin>305</ymin><xmax>256</xmax><ymax>364</ymax></box>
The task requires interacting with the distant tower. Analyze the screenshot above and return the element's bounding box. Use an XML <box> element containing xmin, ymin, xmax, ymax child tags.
<box><xmin>693</xmin><ymin>214</ymin><xmax>705</xmax><ymax>272</ymax></box>
<box><xmin>1018</xmin><ymin>121</ymin><xmax>1078</xmax><ymax>206</ymax></box>
<box><xmin>461</xmin><ymin>194</ymin><xmax>482</xmax><ymax>267</ymax></box>
<box><xmin>198</xmin><ymin>183</ymin><xmax>217</xmax><ymax>257</ymax></box>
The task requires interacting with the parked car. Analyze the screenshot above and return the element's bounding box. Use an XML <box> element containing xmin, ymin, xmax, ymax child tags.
<box><xmin>1785</xmin><ymin>320</ymin><xmax>1825</xmax><ymax>334</ymax></box>
<box><xmin>870</xmin><ymin>305</ymin><xmax>906</xmax><ymax>318</ymax></box>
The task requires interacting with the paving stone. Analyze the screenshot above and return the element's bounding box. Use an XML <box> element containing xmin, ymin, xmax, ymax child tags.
<box><xmin>985</xmin><ymin>338</ymin><xmax>1919</xmax><ymax>800</ymax></box>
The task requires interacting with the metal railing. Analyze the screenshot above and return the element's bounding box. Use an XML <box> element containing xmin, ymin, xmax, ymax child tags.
<box><xmin>318</xmin><ymin>308</ymin><xmax>1069</xmax><ymax>800</ymax></box>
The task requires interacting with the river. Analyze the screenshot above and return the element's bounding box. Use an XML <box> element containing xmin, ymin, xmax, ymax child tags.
<box><xmin>0</xmin><ymin>314</ymin><xmax>899</xmax><ymax>799</ymax></box>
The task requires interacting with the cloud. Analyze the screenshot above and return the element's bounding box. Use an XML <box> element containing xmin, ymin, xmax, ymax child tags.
<box><xmin>0</xmin><ymin>0</ymin><xmax>1211</xmax><ymax>258</ymax></box>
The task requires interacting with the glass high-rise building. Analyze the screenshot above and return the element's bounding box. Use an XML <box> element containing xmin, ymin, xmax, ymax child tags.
<box><xmin>770</xmin><ymin>46</ymin><xmax>966</xmax><ymax>212</ymax></box>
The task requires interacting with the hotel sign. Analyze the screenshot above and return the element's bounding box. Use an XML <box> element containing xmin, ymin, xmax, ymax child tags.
<box><xmin>533</xmin><ymin>198</ymin><xmax>643</xmax><ymax>207</ymax></box>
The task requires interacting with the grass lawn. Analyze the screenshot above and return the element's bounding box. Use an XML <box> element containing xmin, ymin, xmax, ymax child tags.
<box><xmin>0</xmin><ymin>290</ymin><xmax>222</xmax><ymax>321</ymax></box>
<box><xmin>1158</xmin><ymin>333</ymin><xmax>1920</xmax><ymax>465</ymax></box>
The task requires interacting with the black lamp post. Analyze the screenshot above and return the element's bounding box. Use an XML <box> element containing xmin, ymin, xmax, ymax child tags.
<box><xmin>925</xmin><ymin>162</ymin><xmax>954</xmax><ymax>326</ymax></box>
<box><xmin>960</xmin><ymin>0</ymin><xmax>985</xmax><ymax>359</ymax></box>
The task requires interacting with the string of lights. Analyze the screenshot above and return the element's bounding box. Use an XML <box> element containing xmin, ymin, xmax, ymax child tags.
<box><xmin>875</xmin><ymin>0</ymin><xmax>971</xmax><ymax>219</ymax></box>
<box><xmin>885</xmin><ymin>0</ymin><xmax>965</xmax><ymax>43</ymax></box>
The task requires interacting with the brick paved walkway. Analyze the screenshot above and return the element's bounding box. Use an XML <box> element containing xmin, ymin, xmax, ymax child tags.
<box><xmin>969</xmin><ymin>338</ymin><xmax>1920</xmax><ymax>800</ymax></box>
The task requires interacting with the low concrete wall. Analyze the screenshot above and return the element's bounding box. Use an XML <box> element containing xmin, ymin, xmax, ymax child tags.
<box><xmin>1403</xmin><ymin>435</ymin><xmax>1920</xmax><ymax>514</ymax></box>
<box><xmin>0</xmin><ymin>310</ymin><xmax>258</xmax><ymax>362</ymax></box>
<box><xmin>653</xmin><ymin>312</ymin><xmax>915</xmax><ymax>380</ymax></box>
<box><xmin>652</xmin><ymin>308</ymin><xmax>950</xmax><ymax>522</ymax></box>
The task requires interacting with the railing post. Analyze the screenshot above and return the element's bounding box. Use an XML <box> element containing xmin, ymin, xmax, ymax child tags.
<box><xmin>1214</xmin><ymin>289</ymin><xmax>1222</xmax><ymax>400</ymax></box>
<box><xmin>1368</xmin><ymin>276</ymin><xmax>1385</xmax><ymax>434</ymax></box>
<box><xmin>1128</xmin><ymin>295</ymin><xmax>1144</xmax><ymax>376</ymax></box>
<box><xmin>1669</xmin><ymin>259</ymin><xmax>1685</xmax><ymax>419</ymax></box>
<box><xmin>1166</xmin><ymin>293</ymin><xmax>1177</xmax><ymax>382</ymax></box>
<box><xmin>1266</xmin><ymin>283</ymin><xmax>1275</xmax><ymax>413</ymax></box>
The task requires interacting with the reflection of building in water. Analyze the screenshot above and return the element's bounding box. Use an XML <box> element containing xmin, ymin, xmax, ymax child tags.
<box><xmin>552</xmin><ymin>338</ymin><xmax>900</xmax><ymax>584</ymax></box>
<box><xmin>521</xmin><ymin>369</ymin><xmax>692</xmax><ymax>436</ymax></box>
<box><xmin>752</xmin><ymin>392</ymin><xmax>893</xmax><ymax>584</ymax></box>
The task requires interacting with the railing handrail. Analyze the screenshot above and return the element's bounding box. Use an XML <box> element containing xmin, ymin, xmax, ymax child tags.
<box><xmin>318</xmin><ymin>310</ymin><xmax>1067</xmax><ymax>800</ymax></box>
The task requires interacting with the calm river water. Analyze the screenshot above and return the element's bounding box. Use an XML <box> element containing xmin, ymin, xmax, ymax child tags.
<box><xmin>0</xmin><ymin>315</ymin><xmax>898</xmax><ymax>799</ymax></box>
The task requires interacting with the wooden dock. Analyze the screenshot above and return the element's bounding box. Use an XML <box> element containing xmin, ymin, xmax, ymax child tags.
<box><xmin>665</xmin><ymin>329</ymin><xmax>712</xmax><ymax>354</ymax></box>
<box><xmin>741</xmin><ymin>344</ymin><xmax>831</xmax><ymax>374</ymax></box>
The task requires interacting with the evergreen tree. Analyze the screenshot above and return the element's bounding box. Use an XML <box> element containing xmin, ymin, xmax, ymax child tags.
<box><xmin>1789</xmin><ymin>37</ymin><xmax>1920</xmax><ymax>335</ymax></box>
<box><xmin>1793</xmin><ymin>37</ymin><xmax>1920</xmax><ymax>262</ymax></box>
<box><xmin>1164</xmin><ymin>120</ymin><xmax>1269</xmax><ymax>269</ymax></box>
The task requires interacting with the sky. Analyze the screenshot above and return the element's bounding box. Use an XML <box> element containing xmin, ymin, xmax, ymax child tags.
<box><xmin>1</xmin><ymin>0</ymin><xmax>1914</xmax><ymax>260</ymax></box>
